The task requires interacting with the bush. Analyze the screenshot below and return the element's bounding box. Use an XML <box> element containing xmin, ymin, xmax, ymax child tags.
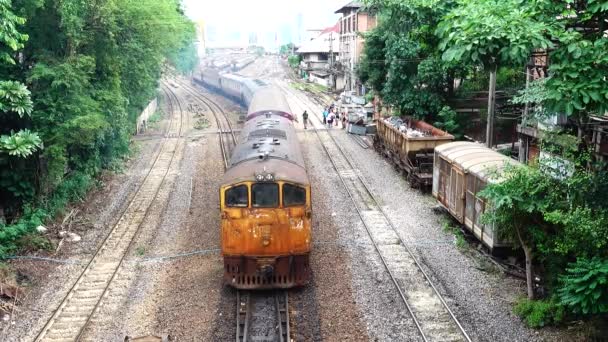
<box><xmin>287</xmin><ymin>55</ymin><xmax>301</xmax><ymax>69</ymax></box>
<box><xmin>514</xmin><ymin>298</ymin><xmax>566</xmax><ymax>328</ymax></box>
<box><xmin>558</xmin><ymin>257</ymin><xmax>608</xmax><ymax>315</ymax></box>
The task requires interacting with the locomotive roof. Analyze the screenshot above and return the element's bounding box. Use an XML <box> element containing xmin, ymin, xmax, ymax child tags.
<box><xmin>435</xmin><ymin>142</ymin><xmax>520</xmax><ymax>182</ymax></box>
<box><xmin>222</xmin><ymin>113</ymin><xmax>307</xmax><ymax>186</ymax></box>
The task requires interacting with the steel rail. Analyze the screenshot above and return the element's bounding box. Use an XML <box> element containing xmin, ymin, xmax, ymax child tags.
<box><xmin>280</xmin><ymin>82</ymin><xmax>472</xmax><ymax>342</ymax></box>
<box><xmin>236</xmin><ymin>290</ymin><xmax>289</xmax><ymax>342</ymax></box>
<box><xmin>236</xmin><ymin>290</ymin><xmax>251</xmax><ymax>342</ymax></box>
<box><xmin>174</xmin><ymin>78</ymin><xmax>237</xmax><ymax>169</ymax></box>
<box><xmin>35</xmin><ymin>84</ymin><xmax>184</xmax><ymax>342</ymax></box>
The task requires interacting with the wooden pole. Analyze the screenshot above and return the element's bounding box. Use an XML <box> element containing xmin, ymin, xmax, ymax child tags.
<box><xmin>486</xmin><ymin>68</ymin><xmax>497</xmax><ymax>148</ymax></box>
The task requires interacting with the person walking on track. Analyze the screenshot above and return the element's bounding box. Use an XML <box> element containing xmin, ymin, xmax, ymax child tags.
<box><xmin>302</xmin><ymin>110</ymin><xmax>309</xmax><ymax>130</ymax></box>
<box><xmin>327</xmin><ymin>111</ymin><xmax>335</xmax><ymax>129</ymax></box>
<box><xmin>322</xmin><ymin>107</ymin><xmax>328</xmax><ymax>124</ymax></box>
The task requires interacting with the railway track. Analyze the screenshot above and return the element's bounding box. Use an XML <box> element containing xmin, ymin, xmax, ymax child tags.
<box><xmin>177</xmin><ymin>77</ymin><xmax>294</xmax><ymax>342</ymax></box>
<box><xmin>278</xmin><ymin>82</ymin><xmax>472</xmax><ymax>342</ymax></box>
<box><xmin>173</xmin><ymin>79</ymin><xmax>237</xmax><ymax>169</ymax></box>
<box><xmin>236</xmin><ymin>290</ymin><xmax>289</xmax><ymax>342</ymax></box>
<box><xmin>34</xmin><ymin>84</ymin><xmax>185</xmax><ymax>342</ymax></box>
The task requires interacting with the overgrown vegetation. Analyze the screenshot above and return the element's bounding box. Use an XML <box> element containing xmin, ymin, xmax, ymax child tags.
<box><xmin>480</xmin><ymin>148</ymin><xmax>608</xmax><ymax>326</ymax></box>
<box><xmin>360</xmin><ymin>0</ymin><xmax>608</xmax><ymax>329</ymax></box>
<box><xmin>0</xmin><ymin>0</ymin><xmax>197</xmax><ymax>258</ymax></box>
<box><xmin>287</xmin><ymin>54</ymin><xmax>301</xmax><ymax>70</ymax></box>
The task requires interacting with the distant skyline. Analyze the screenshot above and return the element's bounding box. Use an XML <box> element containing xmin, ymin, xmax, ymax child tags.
<box><xmin>182</xmin><ymin>0</ymin><xmax>346</xmax><ymax>49</ymax></box>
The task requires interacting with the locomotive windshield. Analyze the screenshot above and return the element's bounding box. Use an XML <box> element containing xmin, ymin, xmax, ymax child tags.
<box><xmin>225</xmin><ymin>185</ymin><xmax>248</xmax><ymax>207</ymax></box>
<box><xmin>252</xmin><ymin>183</ymin><xmax>279</xmax><ymax>207</ymax></box>
<box><xmin>283</xmin><ymin>184</ymin><xmax>306</xmax><ymax>206</ymax></box>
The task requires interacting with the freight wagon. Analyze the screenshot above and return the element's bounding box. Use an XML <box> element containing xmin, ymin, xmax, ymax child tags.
<box><xmin>374</xmin><ymin>117</ymin><xmax>454</xmax><ymax>187</ymax></box>
<box><xmin>432</xmin><ymin>142</ymin><xmax>518</xmax><ymax>252</ymax></box>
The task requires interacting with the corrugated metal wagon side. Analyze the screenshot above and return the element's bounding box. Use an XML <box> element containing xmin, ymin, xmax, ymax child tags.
<box><xmin>432</xmin><ymin>142</ymin><xmax>519</xmax><ymax>253</ymax></box>
<box><xmin>374</xmin><ymin>117</ymin><xmax>454</xmax><ymax>188</ymax></box>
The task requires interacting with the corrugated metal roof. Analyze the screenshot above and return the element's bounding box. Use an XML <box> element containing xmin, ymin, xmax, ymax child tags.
<box><xmin>435</xmin><ymin>142</ymin><xmax>520</xmax><ymax>181</ymax></box>
<box><xmin>335</xmin><ymin>1</ymin><xmax>363</xmax><ymax>13</ymax></box>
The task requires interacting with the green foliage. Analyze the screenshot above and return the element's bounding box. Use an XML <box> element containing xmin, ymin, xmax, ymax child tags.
<box><xmin>279</xmin><ymin>43</ymin><xmax>296</xmax><ymax>55</ymax></box>
<box><xmin>545</xmin><ymin>36</ymin><xmax>608</xmax><ymax>118</ymax></box>
<box><xmin>287</xmin><ymin>54</ymin><xmax>300</xmax><ymax>69</ymax></box>
<box><xmin>479</xmin><ymin>164</ymin><xmax>552</xmax><ymax>245</ymax></box>
<box><xmin>0</xmin><ymin>129</ymin><xmax>42</xmax><ymax>157</ymax></box>
<box><xmin>558</xmin><ymin>257</ymin><xmax>608</xmax><ymax>315</ymax></box>
<box><xmin>437</xmin><ymin>0</ymin><xmax>554</xmax><ymax>68</ymax></box>
<box><xmin>434</xmin><ymin>106</ymin><xmax>463</xmax><ymax>139</ymax></box>
<box><xmin>514</xmin><ymin>298</ymin><xmax>566</xmax><ymax>328</ymax></box>
<box><xmin>359</xmin><ymin>0</ymin><xmax>467</xmax><ymax>120</ymax></box>
<box><xmin>0</xmin><ymin>0</ymin><xmax>196</xmax><ymax>257</ymax></box>
<box><xmin>0</xmin><ymin>81</ymin><xmax>33</xmax><ymax>116</ymax></box>
<box><xmin>0</xmin><ymin>0</ymin><xmax>28</xmax><ymax>65</ymax></box>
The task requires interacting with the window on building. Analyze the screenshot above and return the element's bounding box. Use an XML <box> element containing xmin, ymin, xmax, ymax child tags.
<box><xmin>252</xmin><ymin>183</ymin><xmax>279</xmax><ymax>207</ymax></box>
<box><xmin>225</xmin><ymin>185</ymin><xmax>248</xmax><ymax>207</ymax></box>
<box><xmin>283</xmin><ymin>184</ymin><xmax>306</xmax><ymax>206</ymax></box>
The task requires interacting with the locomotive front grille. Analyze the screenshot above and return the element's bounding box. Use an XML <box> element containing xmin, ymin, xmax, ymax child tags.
<box><xmin>223</xmin><ymin>254</ymin><xmax>310</xmax><ymax>289</ymax></box>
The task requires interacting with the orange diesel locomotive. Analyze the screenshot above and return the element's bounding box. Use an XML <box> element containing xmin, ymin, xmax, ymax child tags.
<box><xmin>220</xmin><ymin>86</ymin><xmax>311</xmax><ymax>289</ymax></box>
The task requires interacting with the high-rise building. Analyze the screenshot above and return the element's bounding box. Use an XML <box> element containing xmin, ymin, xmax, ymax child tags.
<box><xmin>195</xmin><ymin>20</ymin><xmax>206</xmax><ymax>57</ymax></box>
<box><xmin>249</xmin><ymin>32</ymin><xmax>258</xmax><ymax>46</ymax></box>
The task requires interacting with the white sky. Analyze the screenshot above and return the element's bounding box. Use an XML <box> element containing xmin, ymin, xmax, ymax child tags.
<box><xmin>182</xmin><ymin>0</ymin><xmax>347</xmax><ymax>47</ymax></box>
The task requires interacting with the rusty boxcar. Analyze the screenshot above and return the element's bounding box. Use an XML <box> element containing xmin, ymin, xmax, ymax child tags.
<box><xmin>219</xmin><ymin>86</ymin><xmax>311</xmax><ymax>289</ymax></box>
<box><xmin>432</xmin><ymin>142</ymin><xmax>519</xmax><ymax>251</ymax></box>
<box><xmin>374</xmin><ymin>117</ymin><xmax>454</xmax><ymax>187</ymax></box>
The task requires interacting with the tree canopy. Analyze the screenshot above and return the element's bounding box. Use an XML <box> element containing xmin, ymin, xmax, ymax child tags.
<box><xmin>0</xmin><ymin>0</ymin><xmax>197</xmax><ymax>257</ymax></box>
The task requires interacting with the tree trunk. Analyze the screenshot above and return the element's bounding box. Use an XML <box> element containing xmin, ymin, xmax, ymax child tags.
<box><xmin>515</xmin><ymin>225</ymin><xmax>535</xmax><ymax>299</ymax></box>
<box><xmin>522</xmin><ymin>243</ymin><xmax>535</xmax><ymax>300</ymax></box>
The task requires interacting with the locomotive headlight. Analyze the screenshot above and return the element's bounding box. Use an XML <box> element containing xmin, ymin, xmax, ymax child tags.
<box><xmin>265</xmin><ymin>174</ymin><xmax>274</xmax><ymax>181</ymax></box>
<box><xmin>256</xmin><ymin>174</ymin><xmax>264</xmax><ymax>181</ymax></box>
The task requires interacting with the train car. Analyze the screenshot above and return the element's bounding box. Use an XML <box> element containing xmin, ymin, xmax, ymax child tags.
<box><xmin>246</xmin><ymin>85</ymin><xmax>294</xmax><ymax>121</ymax></box>
<box><xmin>432</xmin><ymin>142</ymin><xmax>517</xmax><ymax>252</ymax></box>
<box><xmin>219</xmin><ymin>73</ymin><xmax>247</xmax><ymax>101</ymax></box>
<box><xmin>219</xmin><ymin>86</ymin><xmax>311</xmax><ymax>289</ymax></box>
<box><xmin>374</xmin><ymin>117</ymin><xmax>454</xmax><ymax>187</ymax></box>
<box><xmin>200</xmin><ymin>68</ymin><xmax>222</xmax><ymax>89</ymax></box>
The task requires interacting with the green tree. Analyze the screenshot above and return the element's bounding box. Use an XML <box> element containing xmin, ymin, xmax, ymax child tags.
<box><xmin>359</xmin><ymin>0</ymin><xmax>466</xmax><ymax>121</ymax></box>
<box><xmin>0</xmin><ymin>0</ymin><xmax>197</xmax><ymax>256</ymax></box>
<box><xmin>480</xmin><ymin>165</ymin><xmax>553</xmax><ymax>299</ymax></box>
<box><xmin>280</xmin><ymin>43</ymin><xmax>295</xmax><ymax>55</ymax></box>
<box><xmin>437</xmin><ymin>0</ymin><xmax>554</xmax><ymax>146</ymax></box>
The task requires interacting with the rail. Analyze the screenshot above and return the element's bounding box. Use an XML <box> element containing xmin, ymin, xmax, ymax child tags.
<box><xmin>236</xmin><ymin>290</ymin><xmax>289</xmax><ymax>342</ymax></box>
<box><xmin>34</xmin><ymin>83</ymin><xmax>185</xmax><ymax>342</ymax></box>
<box><xmin>278</xmin><ymin>82</ymin><xmax>472</xmax><ymax>342</ymax></box>
<box><xmin>174</xmin><ymin>78</ymin><xmax>237</xmax><ymax>169</ymax></box>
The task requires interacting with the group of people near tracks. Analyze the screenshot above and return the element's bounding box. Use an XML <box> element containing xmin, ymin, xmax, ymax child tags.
<box><xmin>301</xmin><ymin>105</ymin><xmax>347</xmax><ymax>130</ymax></box>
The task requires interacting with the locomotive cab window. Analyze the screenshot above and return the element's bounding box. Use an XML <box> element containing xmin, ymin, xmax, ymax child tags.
<box><xmin>225</xmin><ymin>185</ymin><xmax>248</xmax><ymax>207</ymax></box>
<box><xmin>252</xmin><ymin>183</ymin><xmax>279</xmax><ymax>207</ymax></box>
<box><xmin>283</xmin><ymin>184</ymin><xmax>306</xmax><ymax>206</ymax></box>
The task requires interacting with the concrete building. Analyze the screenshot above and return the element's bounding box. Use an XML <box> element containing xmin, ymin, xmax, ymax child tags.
<box><xmin>335</xmin><ymin>1</ymin><xmax>377</xmax><ymax>95</ymax></box>
<box><xmin>517</xmin><ymin>49</ymin><xmax>608</xmax><ymax>166</ymax></box>
<box><xmin>297</xmin><ymin>24</ymin><xmax>340</xmax><ymax>89</ymax></box>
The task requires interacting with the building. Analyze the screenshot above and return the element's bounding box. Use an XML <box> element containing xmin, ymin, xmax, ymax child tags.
<box><xmin>517</xmin><ymin>49</ymin><xmax>608</xmax><ymax>166</ymax></box>
<box><xmin>297</xmin><ymin>24</ymin><xmax>340</xmax><ymax>89</ymax></box>
<box><xmin>335</xmin><ymin>1</ymin><xmax>377</xmax><ymax>95</ymax></box>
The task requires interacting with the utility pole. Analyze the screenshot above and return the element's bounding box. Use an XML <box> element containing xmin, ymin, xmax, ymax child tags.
<box><xmin>326</xmin><ymin>32</ymin><xmax>335</xmax><ymax>89</ymax></box>
<box><xmin>486</xmin><ymin>68</ymin><xmax>497</xmax><ymax>148</ymax></box>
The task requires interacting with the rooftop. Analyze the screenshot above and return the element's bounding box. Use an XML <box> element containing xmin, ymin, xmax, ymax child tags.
<box><xmin>335</xmin><ymin>1</ymin><xmax>363</xmax><ymax>14</ymax></box>
<box><xmin>297</xmin><ymin>24</ymin><xmax>340</xmax><ymax>54</ymax></box>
